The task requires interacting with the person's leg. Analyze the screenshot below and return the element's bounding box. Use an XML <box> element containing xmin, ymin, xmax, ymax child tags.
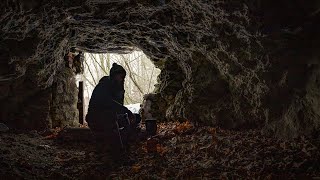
<box><xmin>105</xmin><ymin>129</ymin><xmax>125</xmax><ymax>160</ymax></box>
<box><xmin>87</xmin><ymin>112</ymin><xmax>104</xmax><ymax>147</ymax></box>
<box><xmin>87</xmin><ymin>116</ymin><xmax>108</xmax><ymax>153</ymax></box>
<box><xmin>87</xmin><ymin>111</ymin><xmax>124</xmax><ymax>155</ymax></box>
<box><xmin>116</xmin><ymin>114</ymin><xmax>131</xmax><ymax>150</ymax></box>
<box><xmin>98</xmin><ymin>111</ymin><xmax>127</xmax><ymax>160</ymax></box>
<box><xmin>132</xmin><ymin>113</ymin><xmax>141</xmax><ymax>129</ymax></box>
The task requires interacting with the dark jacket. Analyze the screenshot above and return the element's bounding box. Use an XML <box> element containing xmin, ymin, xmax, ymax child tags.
<box><xmin>88</xmin><ymin>76</ymin><xmax>128</xmax><ymax>113</ymax></box>
<box><xmin>86</xmin><ymin>76</ymin><xmax>130</xmax><ymax>132</ymax></box>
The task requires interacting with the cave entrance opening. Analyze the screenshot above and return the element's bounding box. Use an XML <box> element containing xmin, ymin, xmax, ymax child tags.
<box><xmin>75</xmin><ymin>49</ymin><xmax>161</xmax><ymax>124</ymax></box>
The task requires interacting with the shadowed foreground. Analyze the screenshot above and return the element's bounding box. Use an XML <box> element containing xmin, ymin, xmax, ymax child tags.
<box><xmin>1</xmin><ymin>122</ymin><xmax>319</xmax><ymax>179</ymax></box>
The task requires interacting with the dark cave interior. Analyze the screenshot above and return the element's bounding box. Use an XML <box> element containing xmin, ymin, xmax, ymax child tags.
<box><xmin>1</xmin><ymin>0</ymin><xmax>320</xmax><ymax>179</ymax></box>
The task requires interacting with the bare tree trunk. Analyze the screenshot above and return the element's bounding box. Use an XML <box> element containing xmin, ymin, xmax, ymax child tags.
<box><xmin>147</xmin><ymin>67</ymin><xmax>155</xmax><ymax>93</ymax></box>
<box><xmin>84</xmin><ymin>59</ymin><xmax>97</xmax><ymax>85</ymax></box>
<box><xmin>122</xmin><ymin>54</ymin><xmax>144</xmax><ymax>95</ymax></box>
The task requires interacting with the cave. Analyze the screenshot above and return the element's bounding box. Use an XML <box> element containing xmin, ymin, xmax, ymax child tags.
<box><xmin>1</xmin><ymin>0</ymin><xmax>320</xmax><ymax>178</ymax></box>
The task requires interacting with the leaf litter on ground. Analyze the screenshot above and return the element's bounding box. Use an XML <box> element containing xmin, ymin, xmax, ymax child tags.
<box><xmin>0</xmin><ymin>121</ymin><xmax>319</xmax><ymax>179</ymax></box>
<box><xmin>112</xmin><ymin>121</ymin><xmax>320</xmax><ymax>179</ymax></box>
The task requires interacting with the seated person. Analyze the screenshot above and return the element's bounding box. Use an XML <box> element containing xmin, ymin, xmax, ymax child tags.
<box><xmin>86</xmin><ymin>63</ymin><xmax>137</xmax><ymax>155</ymax></box>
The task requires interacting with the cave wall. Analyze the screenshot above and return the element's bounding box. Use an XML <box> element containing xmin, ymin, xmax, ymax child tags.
<box><xmin>1</xmin><ymin>0</ymin><xmax>320</xmax><ymax>138</ymax></box>
<box><xmin>0</xmin><ymin>49</ymin><xmax>79</xmax><ymax>130</ymax></box>
<box><xmin>49</xmin><ymin>68</ymin><xmax>79</xmax><ymax>128</ymax></box>
<box><xmin>249</xmin><ymin>0</ymin><xmax>320</xmax><ymax>137</ymax></box>
<box><xmin>0</xmin><ymin>66</ymin><xmax>52</xmax><ymax>130</ymax></box>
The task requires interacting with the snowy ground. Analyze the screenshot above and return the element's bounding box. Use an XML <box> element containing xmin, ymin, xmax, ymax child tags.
<box><xmin>125</xmin><ymin>103</ymin><xmax>141</xmax><ymax>114</ymax></box>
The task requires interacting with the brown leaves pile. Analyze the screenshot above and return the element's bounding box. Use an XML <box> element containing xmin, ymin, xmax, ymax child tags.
<box><xmin>111</xmin><ymin>121</ymin><xmax>320</xmax><ymax>179</ymax></box>
<box><xmin>42</xmin><ymin>127</ymin><xmax>63</xmax><ymax>140</ymax></box>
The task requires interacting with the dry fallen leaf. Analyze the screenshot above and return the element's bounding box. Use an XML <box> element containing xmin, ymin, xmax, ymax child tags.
<box><xmin>156</xmin><ymin>144</ymin><xmax>167</xmax><ymax>155</ymax></box>
<box><xmin>131</xmin><ymin>164</ymin><xmax>142</xmax><ymax>173</ymax></box>
<box><xmin>43</xmin><ymin>133</ymin><xmax>58</xmax><ymax>140</ymax></box>
<box><xmin>173</xmin><ymin>121</ymin><xmax>193</xmax><ymax>134</ymax></box>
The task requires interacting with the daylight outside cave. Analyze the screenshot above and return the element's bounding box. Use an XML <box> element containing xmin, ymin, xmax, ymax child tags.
<box><xmin>77</xmin><ymin>50</ymin><xmax>160</xmax><ymax>117</ymax></box>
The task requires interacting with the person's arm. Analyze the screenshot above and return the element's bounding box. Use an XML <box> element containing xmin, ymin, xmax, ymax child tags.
<box><xmin>111</xmin><ymin>99</ymin><xmax>136</xmax><ymax>122</ymax></box>
<box><xmin>103</xmin><ymin>89</ymin><xmax>135</xmax><ymax>121</ymax></box>
<box><xmin>109</xmin><ymin>99</ymin><xmax>128</xmax><ymax>113</ymax></box>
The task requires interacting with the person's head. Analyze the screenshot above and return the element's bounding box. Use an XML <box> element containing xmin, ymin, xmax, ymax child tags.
<box><xmin>110</xmin><ymin>63</ymin><xmax>126</xmax><ymax>85</ymax></box>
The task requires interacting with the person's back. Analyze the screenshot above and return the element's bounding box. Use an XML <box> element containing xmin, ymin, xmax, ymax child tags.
<box><xmin>86</xmin><ymin>76</ymin><xmax>116</xmax><ymax>132</ymax></box>
<box><xmin>86</xmin><ymin>63</ymin><xmax>134</xmax><ymax>157</ymax></box>
<box><xmin>88</xmin><ymin>76</ymin><xmax>112</xmax><ymax>111</ymax></box>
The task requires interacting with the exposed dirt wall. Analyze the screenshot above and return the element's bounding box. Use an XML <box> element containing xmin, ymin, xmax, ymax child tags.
<box><xmin>1</xmin><ymin>0</ymin><xmax>320</xmax><ymax>138</ymax></box>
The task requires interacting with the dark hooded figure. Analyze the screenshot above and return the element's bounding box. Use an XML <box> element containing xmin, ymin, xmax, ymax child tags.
<box><xmin>86</xmin><ymin>63</ymin><xmax>134</xmax><ymax>155</ymax></box>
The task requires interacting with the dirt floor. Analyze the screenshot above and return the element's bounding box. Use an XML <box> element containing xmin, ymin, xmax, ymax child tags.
<box><xmin>0</xmin><ymin>122</ymin><xmax>320</xmax><ymax>179</ymax></box>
